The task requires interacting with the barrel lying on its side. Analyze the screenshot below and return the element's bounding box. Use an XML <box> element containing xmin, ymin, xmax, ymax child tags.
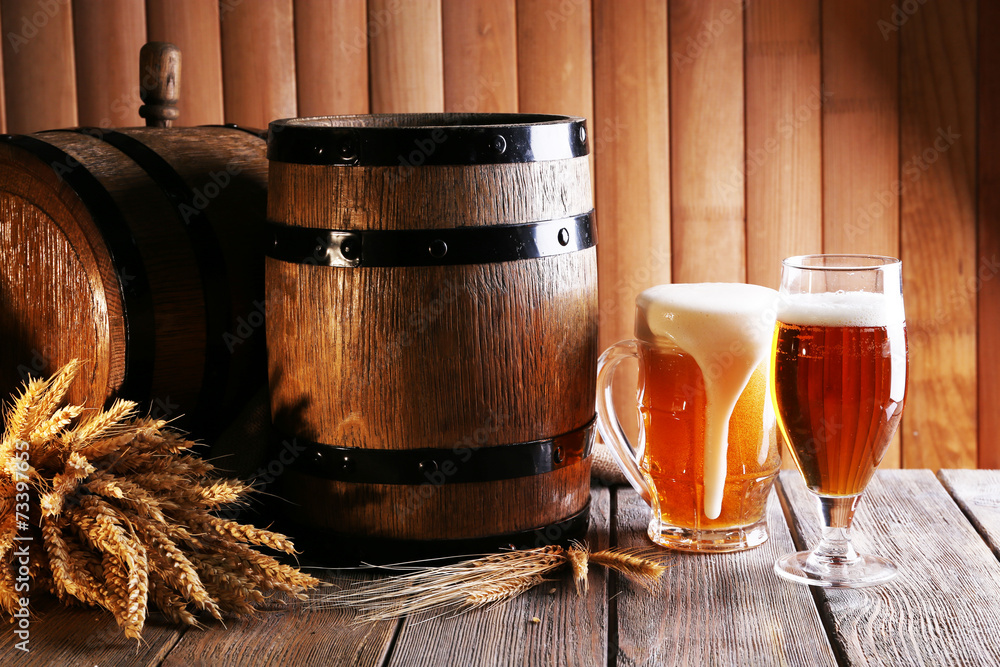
<box><xmin>0</xmin><ymin>126</ymin><xmax>268</xmax><ymax>436</ymax></box>
<box><xmin>265</xmin><ymin>113</ymin><xmax>598</xmax><ymax>558</ymax></box>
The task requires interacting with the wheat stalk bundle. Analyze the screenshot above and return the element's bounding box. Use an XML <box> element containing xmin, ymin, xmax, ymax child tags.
<box><xmin>0</xmin><ymin>360</ymin><xmax>318</xmax><ymax>639</ymax></box>
<box><xmin>312</xmin><ymin>542</ymin><xmax>669</xmax><ymax>622</ymax></box>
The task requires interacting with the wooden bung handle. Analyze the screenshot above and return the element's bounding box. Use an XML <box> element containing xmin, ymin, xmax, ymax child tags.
<box><xmin>138</xmin><ymin>41</ymin><xmax>181</xmax><ymax>127</ymax></box>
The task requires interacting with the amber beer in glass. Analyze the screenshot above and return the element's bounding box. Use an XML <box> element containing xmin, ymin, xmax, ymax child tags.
<box><xmin>596</xmin><ymin>283</ymin><xmax>781</xmax><ymax>552</ymax></box>
<box><xmin>772</xmin><ymin>255</ymin><xmax>907</xmax><ymax>587</ymax></box>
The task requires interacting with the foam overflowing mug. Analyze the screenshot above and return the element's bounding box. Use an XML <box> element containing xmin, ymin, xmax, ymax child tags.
<box><xmin>596</xmin><ymin>283</ymin><xmax>781</xmax><ymax>552</ymax></box>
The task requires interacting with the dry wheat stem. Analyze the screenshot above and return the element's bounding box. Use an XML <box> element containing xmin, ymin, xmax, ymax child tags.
<box><xmin>0</xmin><ymin>360</ymin><xmax>318</xmax><ymax>640</ymax></box>
<box><xmin>310</xmin><ymin>543</ymin><xmax>670</xmax><ymax>622</ymax></box>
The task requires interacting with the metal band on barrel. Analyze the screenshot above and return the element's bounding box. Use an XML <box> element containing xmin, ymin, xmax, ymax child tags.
<box><xmin>267</xmin><ymin>114</ymin><xmax>588</xmax><ymax>166</ymax></box>
<box><xmin>0</xmin><ymin>133</ymin><xmax>156</xmax><ymax>401</ymax></box>
<box><xmin>280</xmin><ymin>416</ymin><xmax>595</xmax><ymax>485</ymax></box>
<box><xmin>283</xmin><ymin>500</ymin><xmax>592</xmax><ymax>564</ymax></box>
<box><xmin>65</xmin><ymin>128</ymin><xmax>234</xmax><ymax>429</ymax></box>
<box><xmin>265</xmin><ymin>211</ymin><xmax>595</xmax><ymax>267</ymax></box>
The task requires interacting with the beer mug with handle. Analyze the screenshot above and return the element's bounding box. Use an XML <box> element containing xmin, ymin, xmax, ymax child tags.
<box><xmin>596</xmin><ymin>283</ymin><xmax>781</xmax><ymax>552</ymax></box>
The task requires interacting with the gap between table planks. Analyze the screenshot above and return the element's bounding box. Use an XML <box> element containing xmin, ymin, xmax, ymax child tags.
<box><xmin>614</xmin><ymin>487</ymin><xmax>836</xmax><ymax>666</ymax></box>
<box><xmin>778</xmin><ymin>469</ymin><xmax>1000</xmax><ymax>667</ymax></box>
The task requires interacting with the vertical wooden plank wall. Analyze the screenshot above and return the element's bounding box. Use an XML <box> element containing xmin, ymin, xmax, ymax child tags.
<box><xmin>2</xmin><ymin>0</ymin><xmax>77</xmax><ymax>133</ymax></box>
<box><xmin>981</xmin><ymin>0</ymin><xmax>1000</xmax><ymax>469</ymax></box>
<box><xmin>669</xmin><ymin>0</ymin><xmax>744</xmax><ymax>283</ymax></box>
<box><xmin>442</xmin><ymin>0</ymin><xmax>518</xmax><ymax>113</ymax></box>
<box><xmin>592</xmin><ymin>0</ymin><xmax>669</xmax><ymax>440</ymax></box>
<box><xmin>220</xmin><ymin>0</ymin><xmax>297</xmax><ymax>129</ymax></box>
<box><xmin>146</xmin><ymin>0</ymin><xmax>224</xmax><ymax>126</ymax></box>
<box><xmin>900</xmin><ymin>0</ymin><xmax>977</xmax><ymax>469</ymax></box>
<box><xmin>0</xmin><ymin>1</ymin><xmax>996</xmax><ymax>469</ymax></box>
<box><xmin>821</xmin><ymin>0</ymin><xmax>902</xmax><ymax>467</ymax></box>
<box><xmin>73</xmin><ymin>0</ymin><xmax>146</xmax><ymax>127</ymax></box>
<box><xmin>368</xmin><ymin>0</ymin><xmax>444</xmax><ymax>113</ymax></box>
<box><xmin>744</xmin><ymin>0</ymin><xmax>822</xmax><ymax>290</ymax></box>
<box><xmin>0</xmin><ymin>2</ymin><xmax>6</xmax><ymax>133</ymax></box>
<box><xmin>294</xmin><ymin>0</ymin><xmax>369</xmax><ymax>116</ymax></box>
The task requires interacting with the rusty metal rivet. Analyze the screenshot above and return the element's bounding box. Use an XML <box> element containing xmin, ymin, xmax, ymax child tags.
<box><xmin>493</xmin><ymin>135</ymin><xmax>507</xmax><ymax>153</ymax></box>
<box><xmin>429</xmin><ymin>239</ymin><xmax>448</xmax><ymax>258</ymax></box>
<box><xmin>338</xmin><ymin>143</ymin><xmax>356</xmax><ymax>161</ymax></box>
<box><xmin>419</xmin><ymin>460</ymin><xmax>438</xmax><ymax>475</ymax></box>
<box><xmin>578</xmin><ymin>126</ymin><xmax>587</xmax><ymax>143</ymax></box>
<box><xmin>553</xmin><ymin>445</ymin><xmax>565</xmax><ymax>464</ymax></box>
<box><xmin>557</xmin><ymin>228</ymin><xmax>570</xmax><ymax>246</ymax></box>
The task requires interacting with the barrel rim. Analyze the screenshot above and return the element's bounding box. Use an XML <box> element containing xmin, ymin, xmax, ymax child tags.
<box><xmin>267</xmin><ymin>113</ymin><xmax>589</xmax><ymax>166</ymax></box>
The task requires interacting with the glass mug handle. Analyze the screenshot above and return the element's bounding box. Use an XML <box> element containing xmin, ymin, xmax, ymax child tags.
<box><xmin>596</xmin><ymin>340</ymin><xmax>654</xmax><ymax>504</ymax></box>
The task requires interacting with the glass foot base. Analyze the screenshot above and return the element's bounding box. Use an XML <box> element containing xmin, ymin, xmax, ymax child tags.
<box><xmin>648</xmin><ymin>519</ymin><xmax>769</xmax><ymax>553</ymax></box>
<box><xmin>774</xmin><ymin>550</ymin><xmax>898</xmax><ymax>588</ymax></box>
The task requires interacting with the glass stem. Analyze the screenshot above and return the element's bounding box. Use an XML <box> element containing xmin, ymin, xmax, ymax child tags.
<box><xmin>807</xmin><ymin>495</ymin><xmax>862</xmax><ymax>567</ymax></box>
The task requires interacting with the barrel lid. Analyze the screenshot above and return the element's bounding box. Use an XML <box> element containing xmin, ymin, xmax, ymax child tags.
<box><xmin>0</xmin><ymin>136</ymin><xmax>132</xmax><ymax>410</ymax></box>
<box><xmin>267</xmin><ymin>113</ymin><xmax>589</xmax><ymax>166</ymax></box>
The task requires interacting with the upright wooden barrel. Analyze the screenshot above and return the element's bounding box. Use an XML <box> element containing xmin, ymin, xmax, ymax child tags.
<box><xmin>0</xmin><ymin>126</ymin><xmax>268</xmax><ymax>436</ymax></box>
<box><xmin>266</xmin><ymin>114</ymin><xmax>597</xmax><ymax>558</ymax></box>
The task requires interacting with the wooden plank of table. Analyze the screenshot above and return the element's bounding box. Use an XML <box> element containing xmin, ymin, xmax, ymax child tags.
<box><xmin>669</xmin><ymin>0</ymin><xmax>745</xmax><ymax>284</ymax></box>
<box><xmin>938</xmin><ymin>469</ymin><xmax>1000</xmax><ymax>562</ymax></box>
<box><xmin>160</xmin><ymin>572</ymin><xmax>398</xmax><ymax>666</ymax></box>
<box><xmin>744</xmin><ymin>0</ymin><xmax>821</xmax><ymax>291</ymax></box>
<box><xmin>978</xmin><ymin>0</ymin><xmax>1000</xmax><ymax>469</ymax></box>
<box><xmin>294</xmin><ymin>0</ymin><xmax>369</xmax><ymax>116</ymax></box>
<box><xmin>779</xmin><ymin>469</ymin><xmax>1000</xmax><ymax>666</ymax></box>
<box><xmin>442</xmin><ymin>0</ymin><xmax>518</xmax><ymax>113</ymax></box>
<box><xmin>220</xmin><ymin>0</ymin><xmax>297</xmax><ymax>129</ymax></box>
<box><xmin>899</xmin><ymin>0</ymin><xmax>977</xmax><ymax>470</ymax></box>
<box><xmin>614</xmin><ymin>487</ymin><xmax>835</xmax><ymax>666</ymax></box>
<box><xmin>820</xmin><ymin>0</ymin><xmax>901</xmax><ymax>468</ymax></box>
<box><xmin>146</xmin><ymin>0</ymin><xmax>225</xmax><ymax>126</ymax></box>
<box><xmin>72</xmin><ymin>0</ymin><xmax>146</xmax><ymax>127</ymax></box>
<box><xmin>2</xmin><ymin>0</ymin><xmax>78</xmax><ymax>133</ymax></box>
<box><xmin>0</xmin><ymin>595</ymin><xmax>183</xmax><ymax>666</ymax></box>
<box><xmin>386</xmin><ymin>487</ymin><xmax>610</xmax><ymax>666</ymax></box>
<box><xmin>368</xmin><ymin>0</ymin><xmax>444</xmax><ymax>113</ymax></box>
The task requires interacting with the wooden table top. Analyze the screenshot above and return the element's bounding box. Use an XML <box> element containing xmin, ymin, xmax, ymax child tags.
<box><xmin>5</xmin><ymin>469</ymin><xmax>1000</xmax><ymax>666</ymax></box>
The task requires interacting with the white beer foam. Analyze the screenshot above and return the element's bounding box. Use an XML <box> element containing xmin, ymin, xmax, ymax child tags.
<box><xmin>777</xmin><ymin>291</ymin><xmax>905</xmax><ymax>327</ymax></box>
<box><xmin>637</xmin><ymin>283</ymin><xmax>778</xmax><ymax>521</ymax></box>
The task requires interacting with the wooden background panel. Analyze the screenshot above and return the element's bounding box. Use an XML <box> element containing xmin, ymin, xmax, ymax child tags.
<box><xmin>442</xmin><ymin>0</ymin><xmax>518</xmax><ymax>113</ymax></box>
<box><xmin>669</xmin><ymin>0</ymin><xmax>745</xmax><ymax>283</ymax></box>
<box><xmin>146</xmin><ymin>0</ymin><xmax>224</xmax><ymax>126</ymax></box>
<box><xmin>592</xmin><ymin>0</ymin><xmax>670</xmax><ymax>443</ymax></box>
<box><xmin>2</xmin><ymin>0</ymin><xmax>76</xmax><ymax>133</ymax></box>
<box><xmin>516</xmin><ymin>0</ymin><xmax>592</xmax><ymax>121</ymax></box>
<box><xmin>744</xmin><ymin>0</ymin><xmax>821</xmax><ymax>290</ymax></box>
<box><xmin>821</xmin><ymin>0</ymin><xmax>902</xmax><ymax>468</ymax></box>
<box><xmin>294</xmin><ymin>0</ymin><xmax>369</xmax><ymax>116</ymax></box>
<box><xmin>73</xmin><ymin>0</ymin><xmax>146</xmax><ymax>128</ymax></box>
<box><xmin>220</xmin><ymin>0</ymin><xmax>296</xmax><ymax>129</ymax></box>
<box><xmin>368</xmin><ymin>0</ymin><xmax>444</xmax><ymax>113</ymax></box>
<box><xmin>899</xmin><ymin>0</ymin><xmax>977</xmax><ymax>469</ymax></box>
<box><xmin>0</xmin><ymin>1</ymin><xmax>5</xmax><ymax>133</ymax></box>
<box><xmin>979</xmin><ymin>0</ymin><xmax>1000</xmax><ymax>469</ymax></box>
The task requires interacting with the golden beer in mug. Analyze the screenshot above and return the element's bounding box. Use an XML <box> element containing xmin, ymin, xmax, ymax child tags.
<box><xmin>596</xmin><ymin>283</ymin><xmax>781</xmax><ymax>552</ymax></box>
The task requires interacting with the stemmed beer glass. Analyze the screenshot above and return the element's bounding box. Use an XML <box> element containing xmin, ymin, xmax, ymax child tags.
<box><xmin>771</xmin><ymin>255</ymin><xmax>908</xmax><ymax>587</ymax></box>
